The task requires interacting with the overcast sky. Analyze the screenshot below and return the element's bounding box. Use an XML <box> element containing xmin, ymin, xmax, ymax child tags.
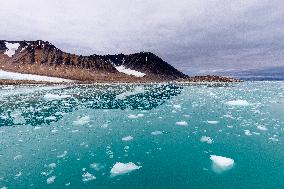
<box><xmin>1</xmin><ymin>0</ymin><xmax>284</xmax><ymax>74</ymax></box>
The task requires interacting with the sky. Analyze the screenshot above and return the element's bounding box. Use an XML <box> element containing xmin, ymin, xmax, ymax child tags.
<box><xmin>1</xmin><ymin>0</ymin><xmax>284</xmax><ymax>75</ymax></box>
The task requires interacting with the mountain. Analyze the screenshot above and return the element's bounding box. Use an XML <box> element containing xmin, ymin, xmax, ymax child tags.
<box><xmin>216</xmin><ymin>67</ymin><xmax>284</xmax><ymax>81</ymax></box>
<box><xmin>0</xmin><ymin>40</ymin><xmax>187</xmax><ymax>82</ymax></box>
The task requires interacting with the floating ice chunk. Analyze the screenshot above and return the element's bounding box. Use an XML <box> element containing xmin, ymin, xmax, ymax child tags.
<box><xmin>1</xmin><ymin>186</ymin><xmax>7</xmax><ymax>189</ymax></box>
<box><xmin>173</xmin><ymin>105</ymin><xmax>181</xmax><ymax>109</ymax></box>
<box><xmin>210</xmin><ymin>155</ymin><xmax>234</xmax><ymax>173</ymax></box>
<box><xmin>200</xmin><ymin>136</ymin><xmax>213</xmax><ymax>144</ymax></box>
<box><xmin>90</xmin><ymin>163</ymin><xmax>103</xmax><ymax>171</ymax></box>
<box><xmin>116</xmin><ymin>86</ymin><xmax>144</xmax><ymax>100</ymax></box>
<box><xmin>244</xmin><ymin>130</ymin><xmax>252</xmax><ymax>136</ymax></box>
<box><xmin>176</xmin><ymin>121</ymin><xmax>188</xmax><ymax>126</ymax></box>
<box><xmin>57</xmin><ymin>151</ymin><xmax>67</xmax><ymax>158</ymax></box>
<box><xmin>15</xmin><ymin>171</ymin><xmax>22</xmax><ymax>177</ymax></box>
<box><xmin>128</xmin><ymin>114</ymin><xmax>144</xmax><ymax>119</ymax></box>
<box><xmin>48</xmin><ymin>163</ymin><xmax>56</xmax><ymax>169</ymax></box>
<box><xmin>115</xmin><ymin>65</ymin><xmax>145</xmax><ymax>77</ymax></box>
<box><xmin>73</xmin><ymin>116</ymin><xmax>90</xmax><ymax>125</ymax></box>
<box><xmin>122</xmin><ymin>136</ymin><xmax>134</xmax><ymax>141</ymax></box>
<box><xmin>226</xmin><ymin>100</ymin><xmax>250</xmax><ymax>106</ymax></box>
<box><xmin>4</xmin><ymin>42</ymin><xmax>20</xmax><ymax>57</ymax></box>
<box><xmin>13</xmin><ymin>155</ymin><xmax>22</xmax><ymax>160</ymax></box>
<box><xmin>46</xmin><ymin>176</ymin><xmax>56</xmax><ymax>184</ymax></box>
<box><xmin>269</xmin><ymin>137</ymin><xmax>279</xmax><ymax>142</ymax></box>
<box><xmin>110</xmin><ymin>162</ymin><xmax>141</xmax><ymax>177</ymax></box>
<box><xmin>257</xmin><ymin>125</ymin><xmax>268</xmax><ymax>131</ymax></box>
<box><xmin>34</xmin><ymin>126</ymin><xmax>42</xmax><ymax>130</ymax></box>
<box><xmin>43</xmin><ymin>94</ymin><xmax>71</xmax><ymax>100</ymax></box>
<box><xmin>151</xmin><ymin>131</ymin><xmax>162</xmax><ymax>135</ymax></box>
<box><xmin>207</xmin><ymin>121</ymin><xmax>219</xmax><ymax>124</ymax></box>
<box><xmin>82</xmin><ymin>172</ymin><xmax>96</xmax><ymax>182</ymax></box>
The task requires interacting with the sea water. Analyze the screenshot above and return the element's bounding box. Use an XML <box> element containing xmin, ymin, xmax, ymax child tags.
<box><xmin>0</xmin><ymin>82</ymin><xmax>283</xmax><ymax>189</ymax></box>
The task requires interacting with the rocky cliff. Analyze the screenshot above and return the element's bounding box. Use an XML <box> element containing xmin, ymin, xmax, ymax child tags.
<box><xmin>0</xmin><ymin>40</ymin><xmax>187</xmax><ymax>82</ymax></box>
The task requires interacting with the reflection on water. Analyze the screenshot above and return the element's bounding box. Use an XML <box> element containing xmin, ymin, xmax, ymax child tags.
<box><xmin>0</xmin><ymin>84</ymin><xmax>183</xmax><ymax>126</ymax></box>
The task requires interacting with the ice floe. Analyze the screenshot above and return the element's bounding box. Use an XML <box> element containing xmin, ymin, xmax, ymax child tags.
<box><xmin>127</xmin><ymin>114</ymin><xmax>144</xmax><ymax>119</ymax></box>
<box><xmin>210</xmin><ymin>155</ymin><xmax>234</xmax><ymax>173</ymax></box>
<box><xmin>207</xmin><ymin>121</ymin><xmax>219</xmax><ymax>124</ymax></box>
<box><xmin>46</xmin><ymin>176</ymin><xmax>56</xmax><ymax>184</ymax></box>
<box><xmin>110</xmin><ymin>162</ymin><xmax>141</xmax><ymax>177</ymax></box>
<box><xmin>122</xmin><ymin>136</ymin><xmax>134</xmax><ymax>141</ymax></box>
<box><xmin>57</xmin><ymin>151</ymin><xmax>68</xmax><ymax>158</ymax></box>
<box><xmin>200</xmin><ymin>136</ymin><xmax>213</xmax><ymax>144</ymax></box>
<box><xmin>244</xmin><ymin>130</ymin><xmax>252</xmax><ymax>136</ymax></box>
<box><xmin>73</xmin><ymin>116</ymin><xmax>90</xmax><ymax>125</ymax></box>
<box><xmin>82</xmin><ymin>172</ymin><xmax>96</xmax><ymax>182</ymax></box>
<box><xmin>257</xmin><ymin>125</ymin><xmax>268</xmax><ymax>131</ymax></box>
<box><xmin>151</xmin><ymin>131</ymin><xmax>162</xmax><ymax>135</ymax></box>
<box><xmin>226</xmin><ymin>100</ymin><xmax>250</xmax><ymax>106</ymax></box>
<box><xmin>175</xmin><ymin>121</ymin><xmax>188</xmax><ymax>126</ymax></box>
<box><xmin>43</xmin><ymin>94</ymin><xmax>71</xmax><ymax>100</ymax></box>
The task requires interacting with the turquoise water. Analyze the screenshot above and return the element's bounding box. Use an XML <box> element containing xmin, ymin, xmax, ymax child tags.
<box><xmin>0</xmin><ymin>82</ymin><xmax>283</xmax><ymax>189</ymax></box>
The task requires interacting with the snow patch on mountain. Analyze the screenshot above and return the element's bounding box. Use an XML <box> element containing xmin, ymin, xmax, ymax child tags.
<box><xmin>4</xmin><ymin>42</ymin><xmax>20</xmax><ymax>57</ymax></box>
<box><xmin>115</xmin><ymin>65</ymin><xmax>146</xmax><ymax>77</ymax></box>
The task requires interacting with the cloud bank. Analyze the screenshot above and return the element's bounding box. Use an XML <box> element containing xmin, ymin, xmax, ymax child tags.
<box><xmin>1</xmin><ymin>0</ymin><xmax>284</xmax><ymax>74</ymax></box>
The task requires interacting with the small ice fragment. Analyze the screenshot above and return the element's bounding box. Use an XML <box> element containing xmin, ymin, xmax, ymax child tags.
<box><xmin>46</xmin><ymin>176</ymin><xmax>56</xmax><ymax>184</ymax></box>
<box><xmin>82</xmin><ymin>172</ymin><xmax>96</xmax><ymax>182</ymax></box>
<box><xmin>257</xmin><ymin>125</ymin><xmax>268</xmax><ymax>131</ymax></box>
<box><xmin>151</xmin><ymin>131</ymin><xmax>162</xmax><ymax>135</ymax></box>
<box><xmin>200</xmin><ymin>136</ymin><xmax>213</xmax><ymax>144</ymax></box>
<box><xmin>226</xmin><ymin>100</ymin><xmax>250</xmax><ymax>106</ymax></box>
<box><xmin>122</xmin><ymin>136</ymin><xmax>133</xmax><ymax>141</ymax></box>
<box><xmin>176</xmin><ymin>121</ymin><xmax>188</xmax><ymax>126</ymax></box>
<box><xmin>43</xmin><ymin>94</ymin><xmax>71</xmax><ymax>100</ymax></box>
<box><xmin>13</xmin><ymin>155</ymin><xmax>22</xmax><ymax>160</ymax></box>
<box><xmin>207</xmin><ymin>121</ymin><xmax>219</xmax><ymax>124</ymax></box>
<box><xmin>73</xmin><ymin>116</ymin><xmax>90</xmax><ymax>125</ymax></box>
<box><xmin>110</xmin><ymin>162</ymin><xmax>141</xmax><ymax>177</ymax></box>
<box><xmin>210</xmin><ymin>155</ymin><xmax>234</xmax><ymax>173</ymax></box>
<box><xmin>48</xmin><ymin>163</ymin><xmax>56</xmax><ymax>169</ymax></box>
<box><xmin>244</xmin><ymin>130</ymin><xmax>252</xmax><ymax>136</ymax></box>
<box><xmin>57</xmin><ymin>151</ymin><xmax>67</xmax><ymax>158</ymax></box>
<box><xmin>90</xmin><ymin>163</ymin><xmax>103</xmax><ymax>171</ymax></box>
<box><xmin>15</xmin><ymin>171</ymin><xmax>22</xmax><ymax>177</ymax></box>
<box><xmin>173</xmin><ymin>105</ymin><xmax>181</xmax><ymax>109</ymax></box>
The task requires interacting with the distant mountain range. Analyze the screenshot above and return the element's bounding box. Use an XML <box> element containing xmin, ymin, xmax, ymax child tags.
<box><xmin>0</xmin><ymin>40</ymin><xmax>239</xmax><ymax>83</ymax></box>
<box><xmin>217</xmin><ymin>67</ymin><xmax>284</xmax><ymax>81</ymax></box>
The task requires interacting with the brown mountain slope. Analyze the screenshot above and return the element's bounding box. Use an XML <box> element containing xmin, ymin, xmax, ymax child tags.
<box><xmin>0</xmin><ymin>40</ymin><xmax>187</xmax><ymax>82</ymax></box>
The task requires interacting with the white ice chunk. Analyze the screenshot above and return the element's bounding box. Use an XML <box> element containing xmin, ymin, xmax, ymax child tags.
<box><xmin>43</xmin><ymin>94</ymin><xmax>71</xmax><ymax>100</ymax></box>
<box><xmin>207</xmin><ymin>121</ymin><xmax>219</xmax><ymax>124</ymax></box>
<box><xmin>115</xmin><ymin>65</ymin><xmax>145</xmax><ymax>77</ymax></box>
<box><xmin>257</xmin><ymin>125</ymin><xmax>268</xmax><ymax>131</ymax></box>
<box><xmin>210</xmin><ymin>155</ymin><xmax>234</xmax><ymax>173</ymax></box>
<box><xmin>110</xmin><ymin>162</ymin><xmax>141</xmax><ymax>176</ymax></box>
<box><xmin>200</xmin><ymin>136</ymin><xmax>213</xmax><ymax>144</ymax></box>
<box><xmin>82</xmin><ymin>172</ymin><xmax>96</xmax><ymax>182</ymax></box>
<box><xmin>46</xmin><ymin>176</ymin><xmax>56</xmax><ymax>184</ymax></box>
<box><xmin>151</xmin><ymin>131</ymin><xmax>162</xmax><ymax>135</ymax></box>
<box><xmin>122</xmin><ymin>136</ymin><xmax>134</xmax><ymax>141</ymax></box>
<box><xmin>73</xmin><ymin>116</ymin><xmax>90</xmax><ymax>125</ymax></box>
<box><xmin>226</xmin><ymin>100</ymin><xmax>250</xmax><ymax>106</ymax></box>
<box><xmin>176</xmin><ymin>121</ymin><xmax>188</xmax><ymax>126</ymax></box>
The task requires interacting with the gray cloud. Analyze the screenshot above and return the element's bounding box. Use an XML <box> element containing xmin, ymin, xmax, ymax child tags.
<box><xmin>1</xmin><ymin>0</ymin><xmax>284</xmax><ymax>74</ymax></box>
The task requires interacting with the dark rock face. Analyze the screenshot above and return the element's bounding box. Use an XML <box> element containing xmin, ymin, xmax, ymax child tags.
<box><xmin>0</xmin><ymin>40</ymin><xmax>117</xmax><ymax>73</ymax></box>
<box><xmin>0</xmin><ymin>40</ymin><xmax>187</xmax><ymax>81</ymax></box>
<box><xmin>99</xmin><ymin>52</ymin><xmax>187</xmax><ymax>80</ymax></box>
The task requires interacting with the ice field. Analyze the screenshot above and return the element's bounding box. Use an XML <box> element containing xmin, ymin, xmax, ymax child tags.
<box><xmin>0</xmin><ymin>82</ymin><xmax>283</xmax><ymax>189</ymax></box>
